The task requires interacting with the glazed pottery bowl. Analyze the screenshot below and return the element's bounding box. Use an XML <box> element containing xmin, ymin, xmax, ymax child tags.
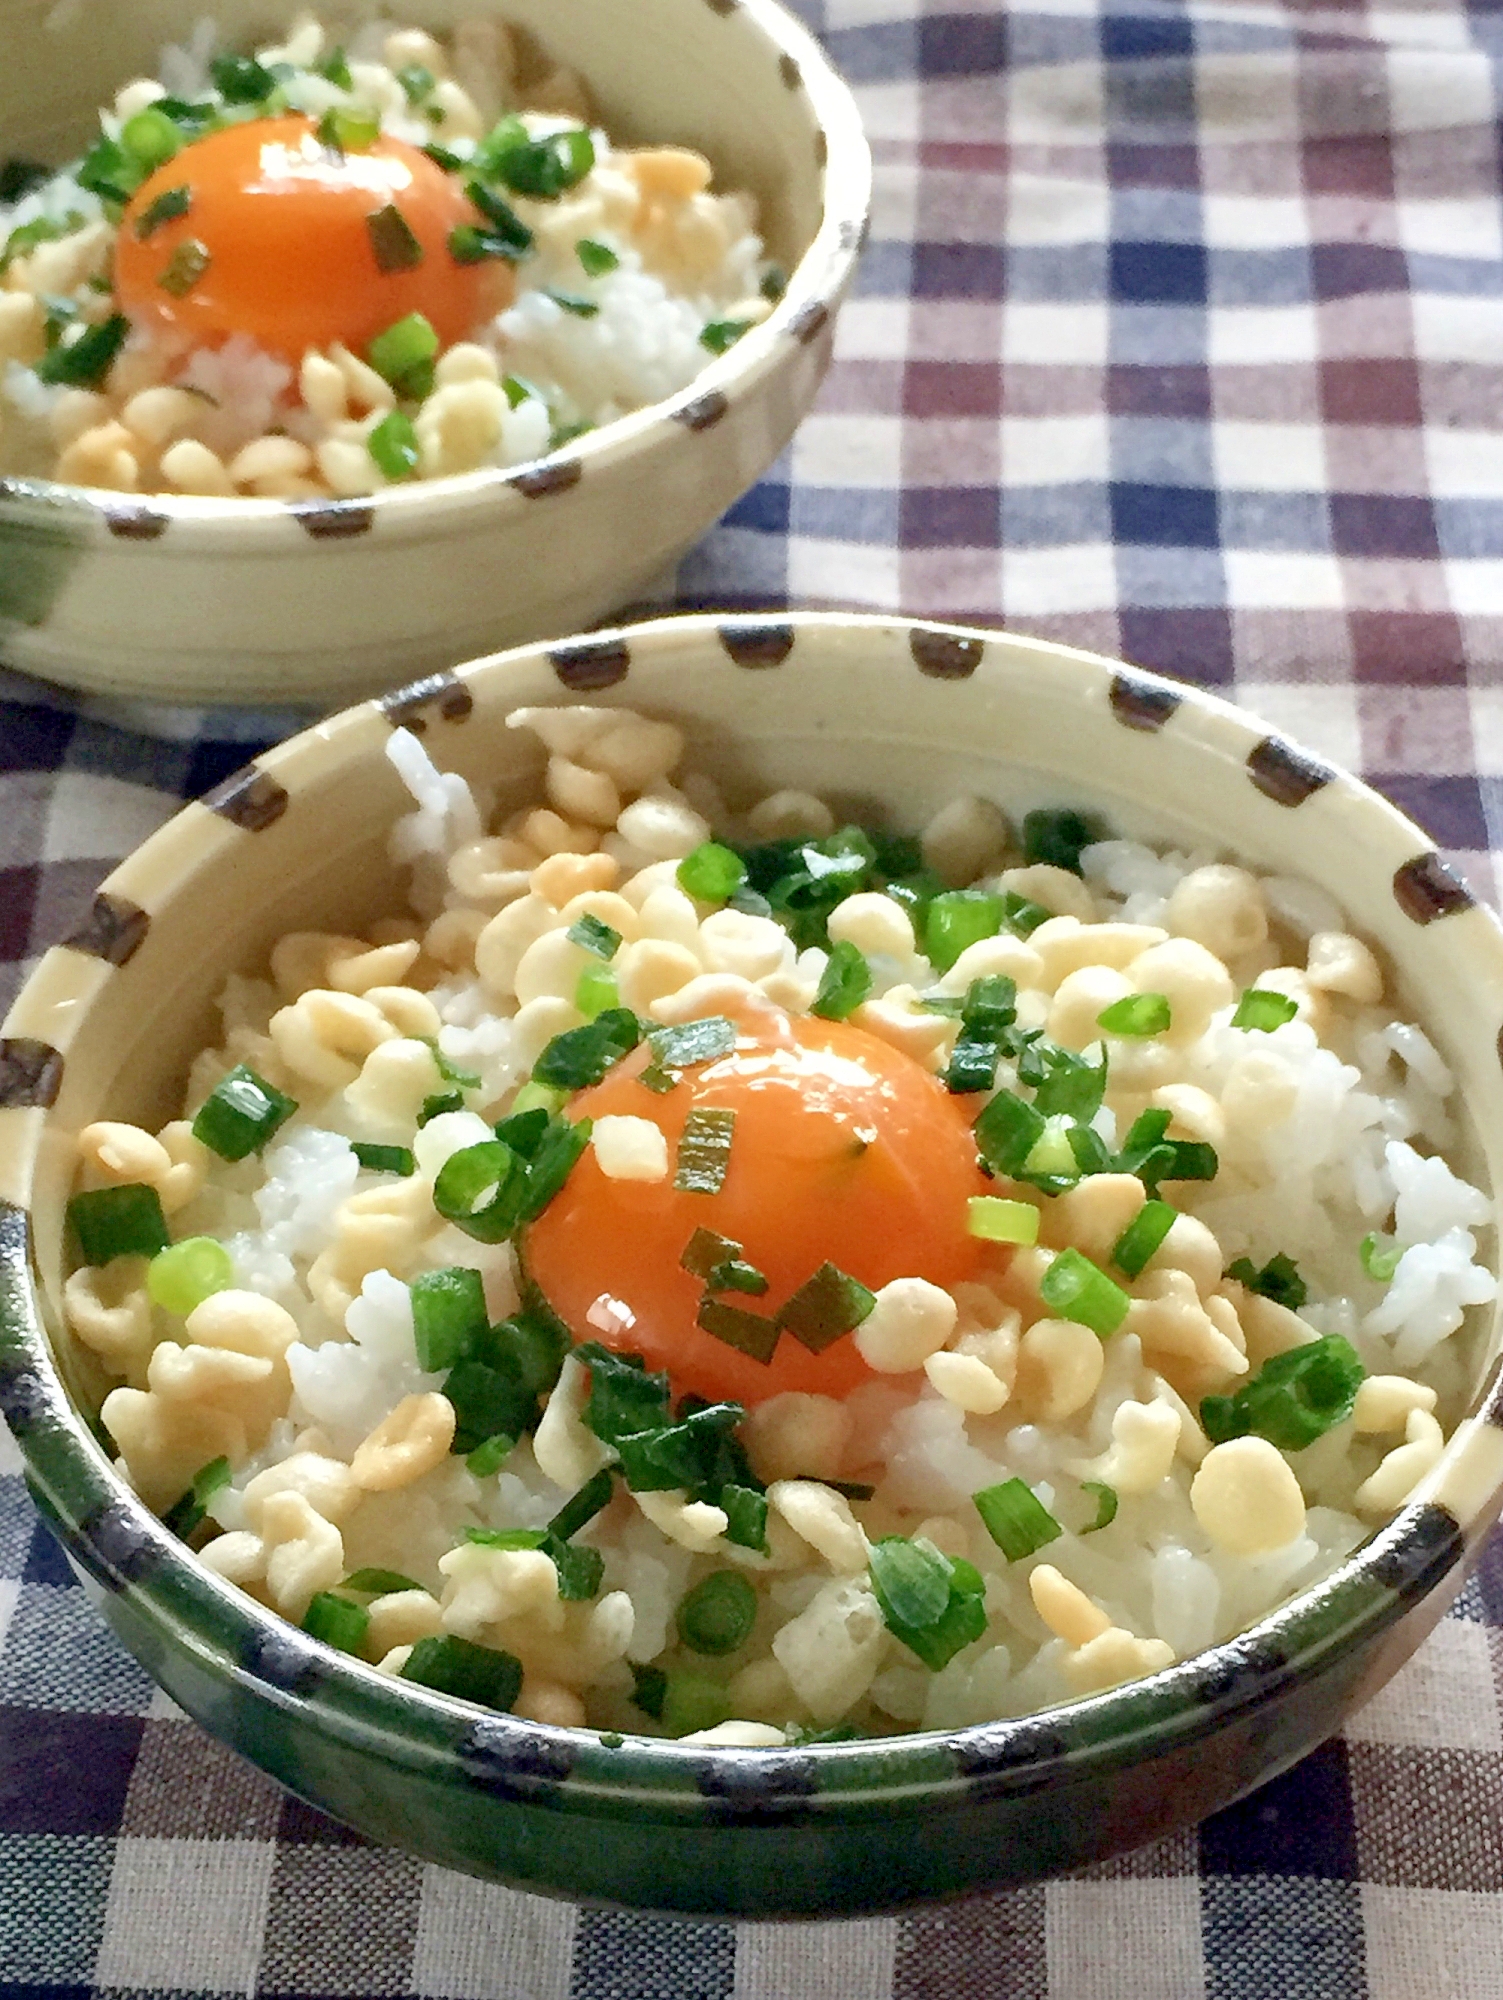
<box><xmin>0</xmin><ymin>1</ymin><xmax>867</xmax><ymax>707</ymax></box>
<box><xmin>3</xmin><ymin>613</ymin><xmax>1502</xmax><ymax>1916</ymax></box>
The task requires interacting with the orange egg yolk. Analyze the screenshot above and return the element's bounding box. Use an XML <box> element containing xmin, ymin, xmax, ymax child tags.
<box><xmin>115</xmin><ymin>117</ymin><xmax>505</xmax><ymax>359</ymax></box>
<box><xmin>523</xmin><ymin>1015</ymin><xmax>998</xmax><ymax>1408</ymax></box>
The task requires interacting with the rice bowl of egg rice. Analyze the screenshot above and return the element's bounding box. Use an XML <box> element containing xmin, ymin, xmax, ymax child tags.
<box><xmin>3</xmin><ymin>613</ymin><xmax>1502</xmax><ymax>1915</ymax></box>
<box><xmin>0</xmin><ymin>1</ymin><xmax>868</xmax><ymax>702</ymax></box>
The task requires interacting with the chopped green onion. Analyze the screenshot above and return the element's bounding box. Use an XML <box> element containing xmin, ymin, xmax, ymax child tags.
<box><xmin>945</xmin><ymin>1035</ymin><xmax>1002</xmax><ymax>1097</ymax></box>
<box><xmin>681</xmin><ymin>1227</ymin><xmax>742</xmax><ymax>1280</ymax></box>
<box><xmin>367</xmin><ymin>202</ymin><xmax>424</xmax><ymax>273</ymax></box>
<box><xmin>548</xmin><ymin>1467</ymin><xmax>615</xmax><ymax>1542</ymax></box>
<box><xmin>675</xmin><ymin>1108</ymin><xmax>737</xmax><ymax>1195</ymax></box>
<box><xmin>973</xmin><ymin>1478</ymin><xmax>1062</xmax><ymax>1561</ymax></box>
<box><xmin>34</xmin><ymin>313</ymin><xmax>130</xmax><ymax>388</ymax></box>
<box><xmin>157</xmin><ymin>237</ymin><xmax>211</xmax><ymax>296</ymax></box>
<box><xmin>161</xmin><ymin>1454</ymin><xmax>231</xmax><ymax>1539</ymax></box>
<box><xmin>509</xmin><ymin>1079</ymin><xmax>566</xmax><ymax>1119</ymax></box>
<box><xmin>367</xmin><ymin>310</ymin><xmax>439</xmax><ymax>397</ymax></box>
<box><xmin>1022</xmin><ymin>808</ymin><xmax>1104</xmax><ymax>876</ymax></box>
<box><xmin>1039</xmin><ymin>1248</ymin><xmax>1130</xmax><ymax>1338</ymax></box>
<box><xmin>461</xmin><ymin>1525</ymin><xmax>547</xmax><ymax>1551</ymax></box>
<box><xmin>613</xmin><ymin>1401</ymin><xmax>744</xmax><ymax>1494</ymax></box>
<box><xmin>676</xmin><ymin>1570</ymin><xmax>757</xmax><ymax>1655</ymax></box>
<box><xmin>973</xmin><ymin>1089</ymin><xmax>1047</xmax><ymax>1179</ymax></box>
<box><xmin>714</xmin><ymin>1260</ymin><xmax>769</xmax><ymax>1297</ymax></box>
<box><xmin>423</xmin><ymin>140</ymin><xmax>465</xmax><ymax>172</ymax></box>
<box><xmin>965</xmin><ymin>974</ymin><xmax>1018</xmax><ymax>1032</ymax></box>
<box><xmin>1200</xmin><ymin>1335</ymin><xmax>1365</xmax><ymax>1451</ymax></box>
<box><xmin>720</xmin><ymin>1484</ymin><xmax>770</xmax><ymax>1552</ymax></box>
<box><xmin>410</xmin><ymin>1266</ymin><xmax>488</xmax><ymax>1373</ymax></box>
<box><xmin>342</xmin><ymin>1567</ymin><xmax>424</xmax><ymax>1595</ymax></box>
<box><xmin>811</xmin><ymin>940</ymin><xmax>872</xmax><ymax>1021</ymax></box>
<box><xmin>0</xmin><ymin>159</ymin><xmax>49</xmax><ymax>204</ymax></box>
<box><xmin>967</xmin><ymin>1196</ymin><xmax>1039</xmax><ymax>1245</ymax></box>
<box><xmin>147</xmin><ymin>1235</ymin><xmax>234</xmax><ymax>1314</ymax></box>
<box><xmin>546</xmin><ymin>288</ymin><xmax>598</xmax><ymax>317</ymax></box>
<box><xmin>547</xmin><ymin>1535</ymin><xmax>604</xmax><ymax>1600</ymax></box>
<box><xmin>318</xmin><ymin>104</ymin><xmax>381</xmax><ymax>152</ymax></box>
<box><xmin>1361</xmin><ymin>1232</ymin><xmax>1403</xmax><ymax>1283</ymax></box>
<box><xmin>1226</xmin><ymin>1252</ymin><xmax>1307</xmax><ymax>1310</ymax></box>
<box><xmin>418</xmin><ymin>1091</ymin><xmax>464</xmax><ymax>1125</ymax></box>
<box><xmin>924</xmin><ymin>889</ymin><xmax>1004</xmax><ymax>972</ymax></box>
<box><xmin>1000</xmin><ymin>890</ymin><xmax>1052</xmax><ymax>937</ymax></box>
<box><xmin>531</xmin><ymin>1008</ymin><xmax>641</xmax><ymax>1090</ymax></box>
<box><xmin>516</xmin><ymin>1115</ymin><xmax>591</xmax><ymax>1221</ymax></box>
<box><xmin>577</xmin><ymin>1343</ymin><xmax>673</xmax><ymax>1448</ymax></box>
<box><xmin>301</xmin><ymin>1591</ymin><xmax>370</xmax><ymax>1654</ymax></box>
<box><xmin>77</xmin><ymin>135</ymin><xmax>136</xmax><ymax>205</ymax></box>
<box><xmin>465</xmin><ymin>180</ymin><xmax>532</xmax><ymax>252</ymax></box>
<box><xmin>630</xmin><ymin>1662</ymin><xmax>668</xmax><ymax>1717</ymax></box>
<box><xmin>868</xmin><ymin>1537</ymin><xmax>988</xmax><ymax>1671</ymax></box>
<box><xmin>1232</xmin><ymin>988</ymin><xmax>1298</xmax><ymax>1032</ymax></box>
<box><xmin>574</xmin><ymin>966</ymin><xmax>619</xmax><ymax>1019</ymax></box>
<box><xmin>776</xmin><ymin>1262</ymin><xmax>875</xmax><ymax>1355</ymax></box>
<box><xmin>660</xmin><ymin>1673</ymin><xmax>732</xmax><ymax>1738</ymax></box>
<box><xmin>576</xmin><ymin>236</ymin><xmax>618</xmax><ymax>276</ymax></box>
<box><xmin>646</xmin><ymin>1015</ymin><xmax>737</xmax><ymax>1074</ymax></box>
<box><xmin>464</xmin><ymin>1434</ymin><xmax>516</xmax><ymax>1476</ymax></box>
<box><xmin>677</xmin><ymin>841</ymin><xmax>747</xmax><ymax>902</ymax></box>
<box><xmin>433</xmin><ymin>1139</ymin><xmax>528</xmax><ymax>1243</ymax></box>
<box><xmin>121</xmin><ymin>107</ymin><xmax>183</xmax><ymax>173</ymax></box>
<box><xmin>134</xmin><ymin>183</ymin><xmax>191</xmax><ymax>238</ymax></box>
<box><xmin>483</xmin><ymin>122</ymin><xmax>594</xmax><ymax>198</ymax></box>
<box><xmin>1022</xmin><ymin>1118</ymin><xmax>1078</xmax><ymax>1183</ymax></box>
<box><xmin>1111</xmin><ymin>1199</ymin><xmax>1177</xmax><ymax>1279</ymax></box>
<box><xmin>401</xmin><ymin>1633</ymin><xmax>522</xmax><ymax>1709</ymax></box>
<box><xmin>1030</xmin><ymin>1044</ymin><xmax>1107</xmax><ymax>1123</ymax></box>
<box><xmin>351</xmin><ymin>1142</ymin><xmax>415</xmax><ymax>1176</ymax></box>
<box><xmin>397</xmin><ymin>62</ymin><xmax>436</xmax><ymax>103</ymax></box>
<box><xmin>567</xmin><ymin>913</ymin><xmax>621</xmax><ymax>960</ymax></box>
<box><xmin>449</xmin><ymin>223</ymin><xmax>526</xmax><ymax>264</ymax></box>
<box><xmin>1115</xmin><ymin>1108</ymin><xmax>1218</xmax><ymax>1194</ymax></box>
<box><xmin>696</xmin><ymin>1294</ymin><xmax>779</xmax><ymax>1363</ymax></box>
<box><xmin>1081</xmin><ymin>1482</ymin><xmax>1119</xmax><ymax>1533</ymax></box>
<box><xmin>492</xmin><ymin>1108</ymin><xmax>549</xmax><ymax>1159</ymax></box>
<box><xmin>211</xmin><ymin>51</ymin><xmax>276</xmax><ymax>100</ymax></box>
<box><xmin>1098</xmin><ymin>992</ymin><xmax>1172</xmax><ymax>1037</ymax></box>
<box><xmin>364</xmin><ymin>406</ymin><xmax>419</xmax><ymax>479</ymax></box>
<box><xmin>700</xmin><ymin>317</ymin><xmax>752</xmax><ymax>354</ymax></box>
<box><xmin>502</xmin><ymin>372</ymin><xmax>542</xmax><ymax>408</ymax></box>
<box><xmin>760</xmin><ymin>264</ymin><xmax>786</xmax><ymax>302</ymax></box>
<box><xmin>443</xmin><ymin>1358</ymin><xmax>535</xmax><ymax>1455</ymax></box>
<box><xmin>68</xmin><ymin>1184</ymin><xmax>170</xmax><ymax>1265</ymax></box>
<box><xmin>191</xmin><ymin>1063</ymin><xmax>298</xmax><ymax>1162</ymax></box>
<box><xmin>424</xmin><ymin>1039</ymin><xmax>481</xmax><ymax>1088</ymax></box>
<box><xmin>318</xmin><ymin>45</ymin><xmax>353</xmax><ymax>90</ymax></box>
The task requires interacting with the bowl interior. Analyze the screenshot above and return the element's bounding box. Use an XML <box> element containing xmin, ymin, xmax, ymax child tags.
<box><xmin>0</xmin><ymin>0</ymin><xmax>831</xmax><ymax>275</ymax></box>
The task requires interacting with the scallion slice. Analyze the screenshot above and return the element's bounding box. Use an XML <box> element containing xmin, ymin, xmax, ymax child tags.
<box><xmin>547</xmin><ymin>1467</ymin><xmax>615</xmax><ymax>1542</ymax></box>
<box><xmin>924</xmin><ymin>889</ymin><xmax>1004</xmax><ymax>972</ymax></box>
<box><xmin>443</xmin><ymin>1357</ymin><xmax>535</xmax><ymax>1456</ymax></box>
<box><xmin>1097</xmin><ymin>991</ymin><xmax>1172</xmax><ymax>1037</ymax></box>
<box><xmin>1200</xmin><ymin>1334</ymin><xmax>1365</xmax><ymax>1451</ymax></box>
<box><xmin>676</xmin><ymin>1570</ymin><xmax>757</xmax><ymax>1655</ymax></box>
<box><xmin>973</xmin><ymin>1477</ymin><xmax>1062</xmax><ymax>1560</ymax></box>
<box><xmin>630</xmin><ymin>1662</ymin><xmax>668</xmax><ymax>1718</ymax></box>
<box><xmin>68</xmin><ymin>1184</ymin><xmax>170</xmax><ymax>1265</ymax></box>
<box><xmin>973</xmin><ymin>1090</ymin><xmax>1046</xmax><ymax>1178</ymax></box>
<box><xmin>483</xmin><ymin>122</ymin><xmax>594</xmax><ymax>198</ymax></box>
<box><xmin>531</xmin><ymin>1008</ymin><xmax>641</xmax><ymax>1090</ymax></box>
<box><xmin>1039</xmin><ymin>1248</ymin><xmax>1130</xmax><ymax>1338</ymax></box>
<box><xmin>367</xmin><ymin>201</ymin><xmax>424</xmax><ymax>273</ymax></box>
<box><xmin>811</xmin><ymin>939</ymin><xmax>872</xmax><ymax>1021</ymax></box>
<box><xmin>1360</xmin><ymin>1232</ymin><xmax>1403</xmax><ymax>1283</ymax></box>
<box><xmin>675</xmin><ymin>1108</ymin><xmax>736</xmax><ymax>1195</ymax></box>
<box><xmin>681</xmin><ymin>1227</ymin><xmax>741</xmax><ymax>1279</ymax></box>
<box><xmin>660</xmin><ymin>1673</ymin><xmax>733</xmax><ymax>1738</ymax></box>
<box><xmin>34</xmin><ymin>312</ymin><xmax>129</xmax><ymax>388</ymax></box>
<box><xmin>507</xmin><ymin>1079</ymin><xmax>565</xmax><ymax>1119</ymax></box>
<box><xmin>966</xmin><ymin>1196</ymin><xmax>1039</xmax><ymax>1245</ymax></box>
<box><xmin>191</xmin><ymin>1063</ymin><xmax>298</xmax><ymax>1162</ymax></box>
<box><xmin>147</xmin><ymin>1235</ymin><xmax>233</xmax><ymax>1315</ymax></box>
<box><xmin>491</xmin><ymin>1107</ymin><xmax>549</xmax><ymax>1158</ymax></box>
<box><xmin>367</xmin><ymin>310</ymin><xmax>439</xmax><ymax>397</ymax></box>
<box><xmin>760</xmin><ymin>264</ymin><xmax>787</xmax><ymax>302</ymax></box>
<box><xmin>677</xmin><ymin>842</ymin><xmax>748</xmax><ymax>903</ymax></box>
<box><xmin>318</xmin><ymin>104</ymin><xmax>381</xmax><ymax>152</ymax></box>
<box><xmin>397</xmin><ymin>62</ymin><xmax>436</xmax><ymax>103</ymax></box>
<box><xmin>776</xmin><ymin>1262</ymin><xmax>875</xmax><ymax>1355</ymax></box>
<box><xmin>121</xmin><ymin>106</ymin><xmax>183</xmax><ymax>172</ymax></box>
<box><xmin>156</xmin><ymin>237</ymin><xmax>210</xmax><ymax>297</ymax></box>
<box><xmin>1232</xmin><ymin>988</ymin><xmax>1298</xmax><ymax>1032</ymax></box>
<box><xmin>1081</xmin><ymin>1481</ymin><xmax>1118</xmax><ymax>1533</ymax></box>
<box><xmin>465</xmin><ymin>179</ymin><xmax>532</xmax><ymax>252</ymax></box>
<box><xmin>341</xmin><ymin>1567</ymin><xmax>423</xmax><ymax>1596</ymax></box>
<box><xmin>548</xmin><ymin>1536</ymin><xmax>604</xmax><ymax>1600</ymax></box>
<box><xmin>1110</xmin><ymin>1198</ymin><xmax>1176</xmax><ymax>1279</ymax></box>
<box><xmin>1000</xmin><ymin>889</ymin><xmax>1052</xmax><ymax>937</ymax></box>
<box><xmin>450</xmin><ymin>223</ymin><xmax>526</xmax><ymax>264</ymax></box>
<box><xmin>696</xmin><ymin>1293</ymin><xmax>779</xmax><ymax>1363</ymax></box>
<box><xmin>161</xmin><ymin>1454</ymin><xmax>231</xmax><ymax>1539</ymax></box>
<box><xmin>464</xmin><ymin>1434</ymin><xmax>516</xmax><ymax>1476</ymax></box>
<box><xmin>432</xmin><ymin>1139</ymin><xmax>529</xmax><ymax>1243</ymax></box>
<box><xmin>410</xmin><ymin>1266</ymin><xmax>488</xmax><ymax>1373</ymax></box>
<box><xmin>351</xmin><ymin>1142</ymin><xmax>415</xmax><ymax>1176</ymax></box>
<box><xmin>134</xmin><ymin>183</ymin><xmax>191</xmax><ymax>238</ymax></box>
<box><xmin>700</xmin><ymin>318</ymin><xmax>751</xmax><ymax>355</ymax></box>
<box><xmin>868</xmin><ymin>1536</ymin><xmax>988</xmax><ymax>1671</ymax></box>
<box><xmin>574</xmin><ymin>965</ymin><xmax>619</xmax><ymax>1019</ymax></box>
<box><xmin>1226</xmin><ymin>1252</ymin><xmax>1307</xmax><ymax>1310</ymax></box>
<box><xmin>576</xmin><ymin>236</ymin><xmax>618</xmax><ymax>275</ymax></box>
<box><xmin>401</xmin><ymin>1633</ymin><xmax>523</xmax><ymax>1709</ymax></box>
<box><xmin>302</xmin><ymin>1591</ymin><xmax>370</xmax><ymax>1654</ymax></box>
<box><xmin>566</xmin><ymin>912</ymin><xmax>621</xmax><ymax>960</ymax></box>
<box><xmin>367</xmin><ymin>408</ymin><xmax>420</xmax><ymax>480</ymax></box>
<box><xmin>211</xmin><ymin>52</ymin><xmax>278</xmax><ymax>102</ymax></box>
<box><xmin>720</xmin><ymin>1484</ymin><xmax>770</xmax><ymax>1552</ymax></box>
<box><xmin>546</xmin><ymin>288</ymin><xmax>597</xmax><ymax>316</ymax></box>
<box><xmin>577</xmin><ymin>1342</ymin><xmax>672</xmax><ymax>1448</ymax></box>
<box><xmin>646</xmin><ymin>1015</ymin><xmax>737</xmax><ymax>1075</ymax></box>
<box><xmin>1022</xmin><ymin>808</ymin><xmax>1103</xmax><ymax>876</ymax></box>
<box><xmin>418</xmin><ymin>1091</ymin><xmax>464</xmax><ymax>1126</ymax></box>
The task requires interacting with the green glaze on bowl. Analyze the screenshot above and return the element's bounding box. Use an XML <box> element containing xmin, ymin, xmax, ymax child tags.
<box><xmin>3</xmin><ymin>615</ymin><xmax>1502</xmax><ymax>1914</ymax></box>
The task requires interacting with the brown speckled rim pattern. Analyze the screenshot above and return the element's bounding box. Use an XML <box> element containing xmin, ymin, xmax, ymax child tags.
<box><xmin>2</xmin><ymin>615</ymin><xmax>1502</xmax><ymax>1865</ymax></box>
<box><xmin>0</xmin><ymin>0</ymin><xmax>870</xmax><ymax>553</ymax></box>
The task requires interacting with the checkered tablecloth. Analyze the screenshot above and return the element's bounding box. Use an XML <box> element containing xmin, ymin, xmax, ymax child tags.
<box><xmin>5</xmin><ymin>0</ymin><xmax>1503</xmax><ymax>1991</ymax></box>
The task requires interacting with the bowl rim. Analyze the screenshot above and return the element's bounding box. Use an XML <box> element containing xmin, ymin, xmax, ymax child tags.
<box><xmin>3</xmin><ymin>610</ymin><xmax>1502</xmax><ymax>1832</ymax></box>
<box><xmin>0</xmin><ymin>0</ymin><xmax>872</xmax><ymax>546</ymax></box>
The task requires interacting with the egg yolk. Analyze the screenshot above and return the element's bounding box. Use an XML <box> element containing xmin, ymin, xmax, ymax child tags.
<box><xmin>115</xmin><ymin>117</ymin><xmax>505</xmax><ymax>359</ymax></box>
<box><xmin>523</xmin><ymin>1015</ymin><xmax>997</xmax><ymax>1408</ymax></box>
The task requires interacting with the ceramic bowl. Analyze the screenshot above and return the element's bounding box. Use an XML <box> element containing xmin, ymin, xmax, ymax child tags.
<box><xmin>0</xmin><ymin>2</ymin><xmax>867</xmax><ymax>707</ymax></box>
<box><xmin>3</xmin><ymin>613</ymin><xmax>1502</xmax><ymax>1916</ymax></box>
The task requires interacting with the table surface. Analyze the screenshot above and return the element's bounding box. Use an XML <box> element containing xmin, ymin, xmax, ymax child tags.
<box><xmin>4</xmin><ymin>0</ymin><xmax>1503</xmax><ymax>1992</ymax></box>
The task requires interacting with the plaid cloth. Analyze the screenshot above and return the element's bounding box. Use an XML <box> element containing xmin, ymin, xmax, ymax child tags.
<box><xmin>5</xmin><ymin>0</ymin><xmax>1503</xmax><ymax>1990</ymax></box>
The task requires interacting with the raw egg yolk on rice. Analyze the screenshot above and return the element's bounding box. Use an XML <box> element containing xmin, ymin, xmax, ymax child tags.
<box><xmin>524</xmin><ymin>1015</ymin><xmax>996</xmax><ymax>1407</ymax></box>
<box><xmin>115</xmin><ymin>116</ymin><xmax>507</xmax><ymax>358</ymax></box>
